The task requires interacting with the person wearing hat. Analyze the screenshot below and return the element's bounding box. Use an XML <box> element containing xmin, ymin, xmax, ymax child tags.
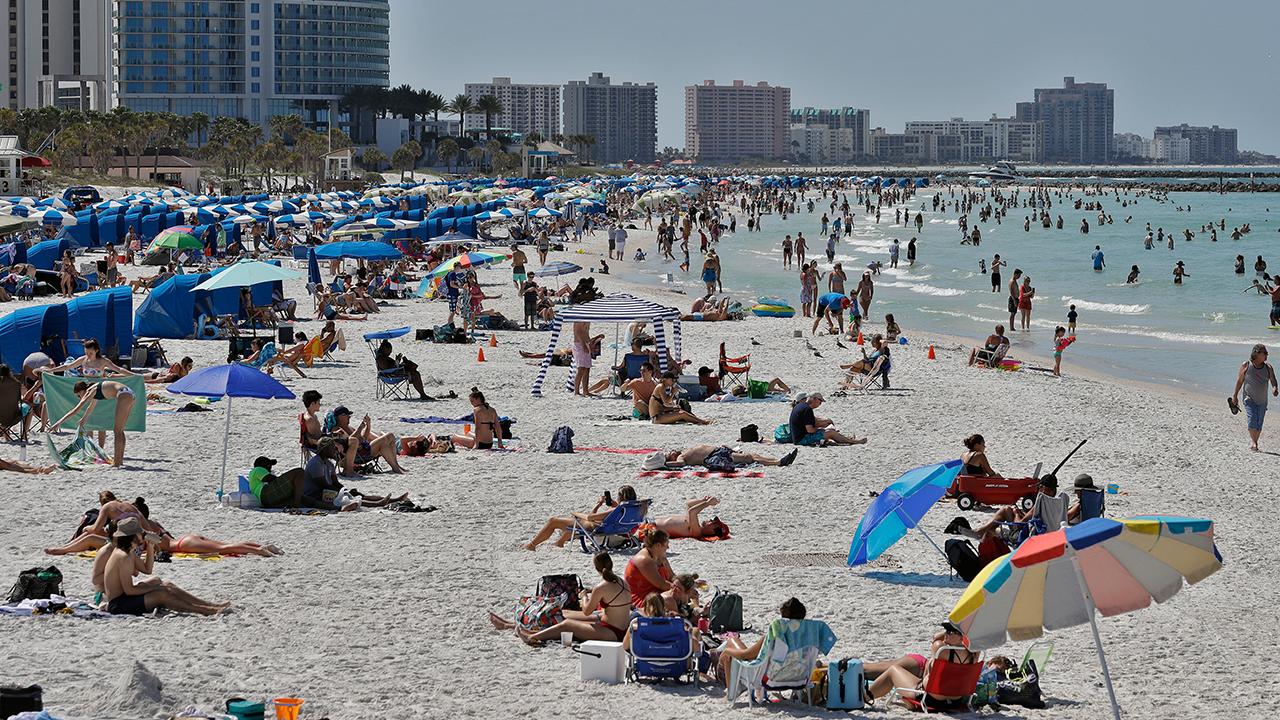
<box><xmin>102</xmin><ymin>517</ymin><xmax>228</xmax><ymax>616</ymax></box>
<box><xmin>787</xmin><ymin>392</ymin><xmax>865</xmax><ymax>446</ymax></box>
<box><xmin>327</xmin><ymin>404</ymin><xmax>405</xmax><ymax>473</ymax></box>
<box><xmin>966</xmin><ymin>473</ymin><xmax>1073</xmax><ymax>542</ymax></box>
<box><xmin>247</xmin><ymin>456</ymin><xmax>309</xmax><ymax>510</ymax></box>
<box><xmin>1173</xmin><ymin>260</ymin><xmax>1190</xmax><ymax>285</ymax></box>
<box><xmin>1067</xmin><ymin>473</ymin><xmax>1106</xmax><ymax>524</ymax></box>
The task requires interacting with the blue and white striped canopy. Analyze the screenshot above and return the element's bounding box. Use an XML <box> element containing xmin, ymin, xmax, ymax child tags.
<box><xmin>553</xmin><ymin>293</ymin><xmax>680</xmax><ymax>323</ymax></box>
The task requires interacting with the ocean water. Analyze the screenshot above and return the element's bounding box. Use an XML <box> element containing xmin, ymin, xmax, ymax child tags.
<box><xmin>616</xmin><ymin>190</ymin><xmax>1280</xmax><ymax>396</ymax></box>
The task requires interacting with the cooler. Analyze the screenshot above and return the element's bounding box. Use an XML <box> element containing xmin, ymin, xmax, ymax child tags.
<box><xmin>577</xmin><ymin>640</ymin><xmax>625</xmax><ymax>684</ymax></box>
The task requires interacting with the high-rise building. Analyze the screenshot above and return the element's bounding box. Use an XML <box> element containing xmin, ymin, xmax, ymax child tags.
<box><xmin>562</xmin><ymin>72</ymin><xmax>657</xmax><ymax>164</ymax></box>
<box><xmin>1113</xmin><ymin>132</ymin><xmax>1152</xmax><ymax>160</ymax></box>
<box><xmin>1015</xmin><ymin>77</ymin><xmax>1113</xmax><ymax>163</ymax></box>
<box><xmin>869</xmin><ymin>128</ymin><xmax>937</xmax><ymax>164</ymax></box>
<box><xmin>789</xmin><ymin>107</ymin><xmax>871</xmax><ymax>162</ymax></box>
<box><xmin>463</xmin><ymin>77</ymin><xmax>560</xmax><ymax>139</ymax></box>
<box><xmin>5</xmin><ymin>0</ymin><xmax>112</xmax><ymax>111</ymax></box>
<box><xmin>113</xmin><ymin>1</ymin><xmax>390</xmax><ymax>131</ymax></box>
<box><xmin>684</xmin><ymin>80</ymin><xmax>790</xmax><ymax>163</ymax></box>
<box><xmin>1153</xmin><ymin>124</ymin><xmax>1238</xmax><ymax>164</ymax></box>
<box><xmin>1151</xmin><ymin>133</ymin><xmax>1191</xmax><ymax>164</ymax></box>
<box><xmin>903</xmin><ymin>117</ymin><xmax>1043</xmax><ymax>163</ymax></box>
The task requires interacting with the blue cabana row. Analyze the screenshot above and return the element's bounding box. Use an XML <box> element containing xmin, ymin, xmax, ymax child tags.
<box><xmin>0</xmin><ymin>285</ymin><xmax>136</xmax><ymax>368</ymax></box>
<box><xmin>66</xmin><ymin>286</ymin><xmax>133</xmax><ymax>358</ymax></box>
<box><xmin>28</xmin><ymin>238</ymin><xmax>80</xmax><ymax>270</ymax></box>
<box><xmin>133</xmin><ymin>268</ymin><xmax>279</xmax><ymax>339</ymax></box>
<box><xmin>0</xmin><ymin>304</ymin><xmax>67</xmax><ymax>368</ymax></box>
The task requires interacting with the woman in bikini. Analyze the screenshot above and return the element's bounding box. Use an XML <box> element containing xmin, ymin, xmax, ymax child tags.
<box><xmin>42</xmin><ymin>338</ymin><xmax>135</xmax><ymax>448</ymax></box>
<box><xmin>524</xmin><ymin>485</ymin><xmax>642</xmax><ymax>550</ymax></box>
<box><xmin>624</xmin><ymin>529</ymin><xmax>674</xmax><ymax>607</ymax></box>
<box><xmin>59</xmin><ymin>249</ymin><xmax>78</xmax><ymax>298</ymax></box>
<box><xmin>451</xmin><ymin>387</ymin><xmax>504</xmax><ymax>450</ymax></box>
<box><xmin>961</xmin><ymin>434</ymin><xmax>1001</xmax><ymax>477</ymax></box>
<box><xmin>492</xmin><ymin>553</ymin><xmax>632</xmax><ymax>645</ymax></box>
<box><xmin>51</xmin><ymin>379</ymin><xmax>137</xmax><ymax>467</ymax></box>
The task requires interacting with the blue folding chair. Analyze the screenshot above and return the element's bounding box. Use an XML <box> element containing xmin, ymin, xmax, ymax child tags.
<box><xmin>626</xmin><ymin>617</ymin><xmax>698</xmax><ymax>686</ymax></box>
<box><xmin>362</xmin><ymin>326</ymin><xmax>413</xmax><ymax>400</ymax></box>
<box><xmin>1075</xmin><ymin>488</ymin><xmax>1106</xmax><ymax>522</ymax></box>
<box><xmin>573</xmin><ymin>499</ymin><xmax>650</xmax><ymax>553</ymax></box>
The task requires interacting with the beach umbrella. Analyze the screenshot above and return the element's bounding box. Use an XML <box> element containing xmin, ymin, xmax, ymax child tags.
<box><xmin>274</xmin><ymin>211</ymin><xmax>333</xmax><ymax>226</ymax></box>
<box><xmin>847</xmin><ymin>459</ymin><xmax>962</xmax><ymax>567</ymax></box>
<box><xmin>313</xmin><ymin>241</ymin><xmax>403</xmax><ymax>261</ymax></box>
<box><xmin>28</xmin><ymin>208</ymin><xmax>77</xmax><ymax>225</ymax></box>
<box><xmin>950</xmin><ymin>516</ymin><xmax>1222</xmax><ymax>720</ymax></box>
<box><xmin>192</xmin><ymin>258</ymin><xmax>301</xmax><ymax>292</ymax></box>
<box><xmin>424</xmin><ymin>250</ymin><xmax>508</xmax><ymax>280</ymax></box>
<box><xmin>37</xmin><ymin>197</ymin><xmax>70</xmax><ymax>209</ymax></box>
<box><xmin>168</xmin><ymin>363</ymin><xmax>296</xmax><ymax>497</ymax></box>
<box><xmin>147</xmin><ymin>226</ymin><xmax>202</xmax><ymax>253</ymax></box>
<box><xmin>474</xmin><ymin>208</ymin><xmax>523</xmax><ymax>221</ymax></box>
<box><xmin>532</xmin><ymin>261</ymin><xmax>582</xmax><ymax>278</ymax></box>
<box><xmin>343</xmin><ymin>217</ymin><xmax>419</xmax><ymax>232</ymax></box>
<box><xmin>432</xmin><ymin>229</ymin><xmax>475</xmax><ymax>244</ymax></box>
<box><xmin>307</xmin><ymin>247</ymin><xmax>322</xmax><ymax>287</ymax></box>
<box><xmin>227</xmin><ymin>214</ymin><xmax>268</xmax><ymax>225</ymax></box>
<box><xmin>527</xmin><ymin>207</ymin><xmax>561</xmax><ymax>218</ymax></box>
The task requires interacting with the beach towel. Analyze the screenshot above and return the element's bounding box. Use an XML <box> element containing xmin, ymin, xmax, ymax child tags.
<box><xmin>576</xmin><ymin>446</ymin><xmax>663</xmax><ymax>455</ymax></box>
<box><xmin>43</xmin><ymin>374</ymin><xmax>147</xmax><ymax>432</ymax></box>
<box><xmin>636</xmin><ymin>470</ymin><xmax>765</xmax><ymax>479</ymax></box>
<box><xmin>74</xmin><ymin>551</ymin><xmax>237</xmax><ymax>561</ymax></box>
<box><xmin>0</xmin><ymin>595</ymin><xmax>111</xmax><ymax>619</ymax></box>
<box><xmin>44</xmin><ymin>431</ymin><xmax>111</xmax><ymax>470</ymax></box>
<box><xmin>399</xmin><ymin>414</ymin><xmax>516</xmax><ymax>425</ymax></box>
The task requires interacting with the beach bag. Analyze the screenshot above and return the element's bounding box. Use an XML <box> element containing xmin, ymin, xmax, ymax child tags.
<box><xmin>827</xmin><ymin>658</ymin><xmax>865</xmax><ymax>710</ymax></box>
<box><xmin>773</xmin><ymin>423</ymin><xmax>792</xmax><ymax>443</ymax></box>
<box><xmin>537</xmin><ymin>573</ymin><xmax>584</xmax><ymax>611</ymax></box>
<box><xmin>997</xmin><ymin>659</ymin><xmax>1046</xmax><ymax>708</ymax></box>
<box><xmin>739</xmin><ymin>424</ymin><xmax>759</xmax><ymax>443</ymax></box>
<box><xmin>6</xmin><ymin>566</ymin><xmax>62</xmax><ymax>603</ymax></box>
<box><xmin>945</xmin><ymin>539</ymin><xmax>982</xmax><ymax>582</ymax></box>
<box><xmin>432</xmin><ymin>323</ymin><xmax>455</xmax><ymax>343</ymax></box>
<box><xmin>0</xmin><ymin>685</ymin><xmax>42</xmax><ymax>716</ymax></box>
<box><xmin>702</xmin><ymin>446</ymin><xmax>739</xmax><ymax>473</ymax></box>
<box><xmin>707</xmin><ymin>590</ymin><xmax>746</xmax><ymax>632</ymax></box>
<box><xmin>515</xmin><ymin>594</ymin><xmax>567</xmax><ymax>633</ymax></box>
<box><xmin>548</xmin><ymin>425</ymin><xmax>575</xmax><ymax>453</ymax></box>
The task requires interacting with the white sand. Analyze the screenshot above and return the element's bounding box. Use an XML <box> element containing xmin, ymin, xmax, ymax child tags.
<box><xmin>0</xmin><ymin>222</ymin><xmax>1264</xmax><ymax>719</ymax></box>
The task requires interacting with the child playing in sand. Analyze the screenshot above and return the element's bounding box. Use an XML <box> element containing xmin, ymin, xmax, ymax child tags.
<box><xmin>1053</xmin><ymin>326</ymin><xmax>1075</xmax><ymax>377</ymax></box>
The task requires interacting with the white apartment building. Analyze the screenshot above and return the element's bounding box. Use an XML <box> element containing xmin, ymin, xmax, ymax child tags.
<box><xmin>463</xmin><ymin>76</ymin><xmax>560</xmax><ymax>139</ymax></box>
<box><xmin>904</xmin><ymin>116</ymin><xmax>1043</xmax><ymax>163</ymax></box>
<box><xmin>5</xmin><ymin>0</ymin><xmax>112</xmax><ymax>111</ymax></box>
<box><xmin>1151</xmin><ymin>133</ymin><xmax>1191</xmax><ymax>164</ymax></box>
<box><xmin>1113</xmin><ymin>132</ymin><xmax>1152</xmax><ymax>160</ymax></box>
<box><xmin>684</xmin><ymin>80</ymin><xmax>790</xmax><ymax>163</ymax></box>
<box><xmin>789</xmin><ymin>107</ymin><xmax>871</xmax><ymax>162</ymax></box>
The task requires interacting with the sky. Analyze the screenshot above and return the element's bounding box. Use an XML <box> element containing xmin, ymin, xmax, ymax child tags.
<box><xmin>391</xmin><ymin>0</ymin><xmax>1280</xmax><ymax>155</ymax></box>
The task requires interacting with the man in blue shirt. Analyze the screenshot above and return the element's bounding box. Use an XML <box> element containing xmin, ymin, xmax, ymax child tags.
<box><xmin>1091</xmin><ymin>245</ymin><xmax>1105</xmax><ymax>271</ymax></box>
<box><xmin>443</xmin><ymin>269</ymin><xmax>463</xmax><ymax>324</ymax></box>
<box><xmin>812</xmin><ymin>292</ymin><xmax>851</xmax><ymax>336</ymax></box>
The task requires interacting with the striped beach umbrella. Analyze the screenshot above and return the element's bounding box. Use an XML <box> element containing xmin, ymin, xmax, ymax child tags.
<box><xmin>950</xmin><ymin>516</ymin><xmax>1222</xmax><ymax>720</ymax></box>
<box><xmin>28</xmin><ymin>208</ymin><xmax>77</xmax><ymax>225</ymax></box>
<box><xmin>147</xmin><ymin>226</ymin><xmax>202</xmax><ymax>253</ymax></box>
<box><xmin>423</xmin><ymin>250</ymin><xmax>509</xmax><ymax>280</ymax></box>
<box><xmin>527</xmin><ymin>207</ymin><xmax>561</xmax><ymax>218</ymax></box>
<box><xmin>531</xmin><ymin>261</ymin><xmax>582</xmax><ymax>278</ymax></box>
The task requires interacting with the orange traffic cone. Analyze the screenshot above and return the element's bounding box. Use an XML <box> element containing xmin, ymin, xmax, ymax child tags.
<box><xmin>489</xmin><ymin>334</ymin><xmax>497</xmax><ymax>348</ymax></box>
<box><xmin>477</xmin><ymin>346</ymin><xmax>486</xmax><ymax>362</ymax></box>
<box><xmin>927</xmin><ymin>344</ymin><xmax>936</xmax><ymax>360</ymax></box>
<box><xmin>856</xmin><ymin>331</ymin><xmax>864</xmax><ymax>346</ymax></box>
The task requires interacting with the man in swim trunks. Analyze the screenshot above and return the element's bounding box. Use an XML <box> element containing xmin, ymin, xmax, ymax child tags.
<box><xmin>103</xmin><ymin>517</ymin><xmax>228</xmax><ymax>616</ymax></box>
<box><xmin>622</xmin><ymin>362</ymin><xmax>657</xmax><ymax>419</ymax></box>
<box><xmin>968</xmin><ymin>325</ymin><xmax>1010</xmax><ymax>367</ymax></box>
<box><xmin>510</xmin><ymin>243</ymin><xmax>528</xmax><ymax>292</ymax></box>
<box><xmin>812</xmin><ymin>292</ymin><xmax>851</xmax><ymax>336</ymax></box>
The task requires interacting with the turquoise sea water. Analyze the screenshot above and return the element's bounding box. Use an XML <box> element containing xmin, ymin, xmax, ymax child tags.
<box><xmin>615</xmin><ymin>189</ymin><xmax>1280</xmax><ymax>396</ymax></box>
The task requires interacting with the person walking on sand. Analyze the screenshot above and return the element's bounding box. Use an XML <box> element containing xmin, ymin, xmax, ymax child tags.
<box><xmin>1231</xmin><ymin>344</ymin><xmax>1279</xmax><ymax>452</ymax></box>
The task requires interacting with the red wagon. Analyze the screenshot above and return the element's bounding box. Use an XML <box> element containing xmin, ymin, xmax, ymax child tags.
<box><xmin>947</xmin><ymin>475</ymin><xmax>1039</xmax><ymax>512</ymax></box>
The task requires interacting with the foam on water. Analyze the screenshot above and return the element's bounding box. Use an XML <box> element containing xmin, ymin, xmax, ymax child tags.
<box><xmin>1059</xmin><ymin>296</ymin><xmax>1151</xmax><ymax>315</ymax></box>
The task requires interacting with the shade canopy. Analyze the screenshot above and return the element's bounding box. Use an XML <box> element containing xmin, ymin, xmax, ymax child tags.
<box><xmin>192</xmin><ymin>259</ymin><xmax>300</xmax><ymax>292</ymax></box>
<box><xmin>532</xmin><ymin>261</ymin><xmax>582</xmax><ymax>278</ymax></box>
<box><xmin>313</xmin><ymin>241</ymin><xmax>403</xmax><ymax>261</ymax></box>
<box><xmin>168</xmin><ymin>362</ymin><xmax>296</xmax><ymax>400</ymax></box>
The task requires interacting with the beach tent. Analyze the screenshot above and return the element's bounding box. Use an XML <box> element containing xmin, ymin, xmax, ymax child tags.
<box><xmin>134</xmin><ymin>269</ymin><xmax>279</xmax><ymax>339</ymax></box>
<box><xmin>28</xmin><ymin>237</ymin><xmax>79</xmax><ymax>270</ymax></box>
<box><xmin>66</xmin><ymin>286</ymin><xmax>133</xmax><ymax>359</ymax></box>
<box><xmin>0</xmin><ymin>302</ymin><xmax>68</xmax><ymax>368</ymax></box>
<box><xmin>530</xmin><ymin>293</ymin><xmax>682</xmax><ymax>396</ymax></box>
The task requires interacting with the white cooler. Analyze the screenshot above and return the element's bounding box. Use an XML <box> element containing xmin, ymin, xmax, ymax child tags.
<box><xmin>577</xmin><ymin>640</ymin><xmax>625</xmax><ymax>684</ymax></box>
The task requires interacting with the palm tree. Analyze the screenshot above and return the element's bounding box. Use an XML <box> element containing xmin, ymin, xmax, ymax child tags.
<box><xmin>362</xmin><ymin>146</ymin><xmax>388</xmax><ymax>172</ymax></box>
<box><xmin>436</xmin><ymin>137</ymin><xmax>460</xmax><ymax>174</ymax></box>
<box><xmin>269</xmin><ymin>114</ymin><xmax>304</xmax><ymax>144</ymax></box>
<box><xmin>467</xmin><ymin>146</ymin><xmax>485</xmax><ymax>170</ymax></box>
<box><xmin>523</xmin><ymin>131</ymin><xmax>543</xmax><ymax>147</ymax></box>
<box><xmin>391</xmin><ymin>139</ymin><xmax>421</xmax><ymax>182</ymax></box>
<box><xmin>447</xmin><ymin>94</ymin><xmax>474</xmax><ymax>138</ymax></box>
<box><xmin>475</xmin><ymin>94</ymin><xmax>503</xmax><ymax>141</ymax></box>
<box><xmin>579</xmin><ymin>134</ymin><xmax>596</xmax><ymax>164</ymax></box>
<box><xmin>189</xmin><ymin>111</ymin><xmax>209</xmax><ymax>149</ymax></box>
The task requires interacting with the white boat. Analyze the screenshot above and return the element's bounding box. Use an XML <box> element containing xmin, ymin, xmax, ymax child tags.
<box><xmin>968</xmin><ymin>161</ymin><xmax>1021</xmax><ymax>182</ymax></box>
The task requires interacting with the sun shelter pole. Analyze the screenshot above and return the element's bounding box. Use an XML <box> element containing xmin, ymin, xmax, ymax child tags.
<box><xmin>652</xmin><ymin>320</ymin><xmax>669</xmax><ymax>374</ymax></box>
<box><xmin>1072</xmin><ymin>552</ymin><xmax>1122</xmax><ymax>720</ymax></box>
<box><xmin>218</xmin><ymin>395</ymin><xmax>232</xmax><ymax>499</ymax></box>
<box><xmin>671</xmin><ymin>317</ymin><xmax>682</xmax><ymax>364</ymax></box>
<box><xmin>530</xmin><ymin>316</ymin><xmax>564</xmax><ymax>396</ymax></box>
<box><xmin>894</xmin><ymin>507</ymin><xmax>948</xmax><ymax>564</ymax></box>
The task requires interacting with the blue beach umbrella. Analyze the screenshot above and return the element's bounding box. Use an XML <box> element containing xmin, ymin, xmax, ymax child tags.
<box><xmin>307</xmin><ymin>247</ymin><xmax>322</xmax><ymax>288</ymax></box>
<box><xmin>191</xmin><ymin>259</ymin><xmax>300</xmax><ymax>292</ymax></box>
<box><xmin>313</xmin><ymin>241</ymin><xmax>403</xmax><ymax>261</ymax></box>
<box><xmin>168</xmin><ymin>363</ymin><xmax>296</xmax><ymax>497</ymax></box>
<box><xmin>847</xmin><ymin>459</ymin><xmax>962</xmax><ymax>567</ymax></box>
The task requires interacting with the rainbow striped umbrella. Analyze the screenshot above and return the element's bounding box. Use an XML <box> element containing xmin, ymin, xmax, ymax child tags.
<box><xmin>423</xmin><ymin>250</ymin><xmax>509</xmax><ymax>281</ymax></box>
<box><xmin>950</xmin><ymin>516</ymin><xmax>1221</xmax><ymax>720</ymax></box>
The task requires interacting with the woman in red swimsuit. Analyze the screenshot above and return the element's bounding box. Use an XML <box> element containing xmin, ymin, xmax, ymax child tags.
<box><xmin>624</xmin><ymin>529</ymin><xmax>674</xmax><ymax>607</ymax></box>
<box><xmin>491</xmin><ymin>553</ymin><xmax>633</xmax><ymax>645</ymax></box>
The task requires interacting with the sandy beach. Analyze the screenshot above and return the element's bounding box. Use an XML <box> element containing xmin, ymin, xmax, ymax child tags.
<box><xmin>0</xmin><ymin>219</ymin><xmax>1266</xmax><ymax>719</ymax></box>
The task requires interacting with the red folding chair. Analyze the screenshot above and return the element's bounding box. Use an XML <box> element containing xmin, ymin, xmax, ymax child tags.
<box><xmin>892</xmin><ymin>645</ymin><xmax>984</xmax><ymax>713</ymax></box>
<box><xmin>718</xmin><ymin>342</ymin><xmax>751</xmax><ymax>392</ymax></box>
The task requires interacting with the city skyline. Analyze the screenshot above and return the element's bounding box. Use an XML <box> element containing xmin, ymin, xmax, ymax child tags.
<box><xmin>391</xmin><ymin>0</ymin><xmax>1280</xmax><ymax>155</ymax></box>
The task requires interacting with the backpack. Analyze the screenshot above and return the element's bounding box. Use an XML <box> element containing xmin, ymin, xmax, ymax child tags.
<box><xmin>547</xmin><ymin>425</ymin><xmax>575</xmax><ymax>453</ymax></box>
<box><xmin>0</xmin><ymin>685</ymin><xmax>42</xmax><ymax>716</ymax></box>
<box><xmin>945</xmin><ymin>539</ymin><xmax>982</xmax><ymax>582</ymax></box>
<box><xmin>537</xmin><ymin>573</ymin><xmax>584</xmax><ymax>611</ymax></box>
<box><xmin>997</xmin><ymin>659</ymin><xmax>1046</xmax><ymax>709</ymax></box>
<box><xmin>707</xmin><ymin>590</ymin><xmax>747</xmax><ymax>632</ymax></box>
<box><xmin>739</xmin><ymin>424</ymin><xmax>759</xmax><ymax>443</ymax></box>
<box><xmin>827</xmin><ymin>658</ymin><xmax>865</xmax><ymax>710</ymax></box>
<box><xmin>514</xmin><ymin>593</ymin><xmax>567</xmax><ymax>633</ymax></box>
<box><xmin>773</xmin><ymin>423</ymin><xmax>792</xmax><ymax>443</ymax></box>
<box><xmin>6</xmin><ymin>566</ymin><xmax>63</xmax><ymax>604</ymax></box>
<box><xmin>702</xmin><ymin>446</ymin><xmax>739</xmax><ymax>473</ymax></box>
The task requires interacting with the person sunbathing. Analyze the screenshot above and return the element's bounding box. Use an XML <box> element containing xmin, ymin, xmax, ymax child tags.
<box><xmin>968</xmin><ymin>325</ymin><xmax>1010</xmax><ymax>367</ymax></box>
<box><xmin>144</xmin><ymin>357</ymin><xmax>194</xmax><ymax>384</ymax></box>
<box><xmin>624</xmin><ymin>530</ymin><xmax>675</xmax><ymax>608</ymax></box>
<box><xmin>649</xmin><ymin>445</ymin><xmax>798</xmax><ymax>470</ymax></box>
<box><xmin>450</xmin><ymin>388</ymin><xmax>504</xmax><ymax>450</ymax></box>
<box><xmin>327</xmin><ymin>405</ymin><xmax>405</xmax><ymax>473</ymax></box>
<box><xmin>683</xmin><ymin>297</ymin><xmax>732</xmax><ymax>321</ymax></box>
<box><xmin>519</xmin><ymin>335</ymin><xmax>603</xmax><ymax>366</ymax></box>
<box><xmin>524</xmin><ymin>485</ymin><xmax>643</xmax><ymax>551</ymax></box>
<box><xmin>839</xmin><ymin>334</ymin><xmax>891</xmax><ymax>389</ymax></box>
<box><xmin>0</xmin><ymin>457</ymin><xmax>56</xmax><ymax>474</ymax></box>
<box><xmin>957</xmin><ymin>474</ymin><xmax>1072</xmax><ymax>542</ymax></box>
<box><xmin>649</xmin><ymin>372</ymin><xmax>711</xmax><ymax>425</ymax></box>
<box><xmin>865</xmin><ymin>622</ymin><xmax>979</xmax><ymax>710</ymax></box>
<box><xmin>101</xmin><ymin>517</ymin><xmax>229</xmax><ymax>616</ymax></box>
<box><xmin>261</xmin><ymin>333</ymin><xmax>310</xmax><ymax>377</ymax></box>
<box><xmin>131</xmin><ymin>496</ymin><xmax>283</xmax><ymax>557</ymax></box>
<box><xmin>646</xmin><ymin>497</ymin><xmax>730</xmax><ymax>540</ymax></box>
<box><xmin>492</xmin><ymin>553</ymin><xmax>634</xmax><ymax>646</ymax></box>
<box><xmin>303</xmin><ymin>438</ymin><xmax>408</xmax><ymax>511</ymax></box>
<box><xmin>128</xmin><ymin>265</ymin><xmax>174</xmax><ymax>293</ymax></box>
<box><xmin>716</xmin><ymin>597</ymin><xmax>809</xmax><ymax>684</ymax></box>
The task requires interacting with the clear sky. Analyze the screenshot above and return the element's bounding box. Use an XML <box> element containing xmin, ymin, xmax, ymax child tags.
<box><xmin>390</xmin><ymin>0</ymin><xmax>1279</xmax><ymax>155</ymax></box>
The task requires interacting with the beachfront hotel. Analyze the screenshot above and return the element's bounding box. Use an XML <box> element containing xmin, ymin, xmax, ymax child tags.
<box><xmin>4</xmin><ymin>0</ymin><xmax>113</xmax><ymax>111</ymax></box>
<box><xmin>788</xmin><ymin>107</ymin><xmax>872</xmax><ymax>164</ymax></box>
<box><xmin>1015</xmin><ymin>76</ymin><xmax>1114</xmax><ymax>163</ymax></box>
<box><xmin>112</xmin><ymin>0</ymin><xmax>390</xmax><ymax>130</ymax></box>
<box><xmin>463</xmin><ymin>76</ymin><xmax>561</xmax><ymax>140</ymax></box>
<box><xmin>903</xmin><ymin>117</ymin><xmax>1044</xmax><ymax>164</ymax></box>
<box><xmin>684</xmin><ymin>80</ymin><xmax>790</xmax><ymax>164</ymax></box>
<box><xmin>562</xmin><ymin>72</ymin><xmax>657</xmax><ymax>165</ymax></box>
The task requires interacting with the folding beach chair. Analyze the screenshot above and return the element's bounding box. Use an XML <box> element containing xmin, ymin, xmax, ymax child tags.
<box><xmin>0</xmin><ymin>377</ymin><xmax>29</xmax><ymax>442</ymax></box>
<box><xmin>626</xmin><ymin>617</ymin><xmax>698</xmax><ymax>686</ymax></box>
<box><xmin>891</xmin><ymin>645</ymin><xmax>984</xmax><ymax>713</ymax></box>
<box><xmin>727</xmin><ymin>618</ymin><xmax>835</xmax><ymax>707</ymax></box>
<box><xmin>718</xmin><ymin>342</ymin><xmax>751</xmax><ymax>392</ymax></box>
<box><xmin>1018</xmin><ymin>641</ymin><xmax>1053</xmax><ymax>682</ymax></box>
<box><xmin>1074</xmin><ymin>488</ymin><xmax>1106</xmax><ymax>522</ymax></box>
<box><xmin>362</xmin><ymin>327</ymin><xmax>413</xmax><ymax>401</ymax></box>
<box><xmin>572</xmin><ymin>499</ymin><xmax>650</xmax><ymax>553</ymax></box>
